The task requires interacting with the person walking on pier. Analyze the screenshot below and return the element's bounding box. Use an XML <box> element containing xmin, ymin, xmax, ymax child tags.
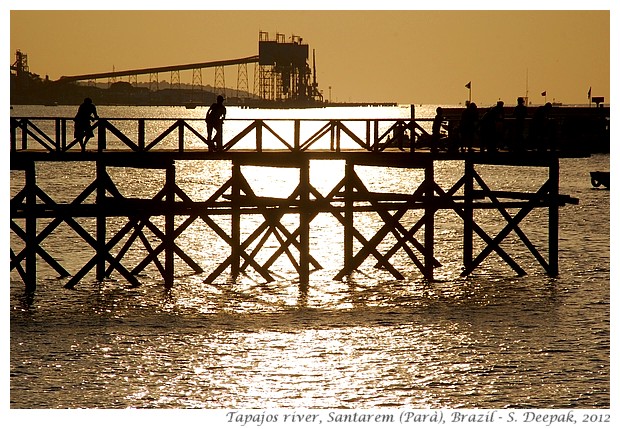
<box><xmin>73</xmin><ymin>97</ymin><xmax>99</xmax><ymax>152</ymax></box>
<box><xmin>206</xmin><ymin>95</ymin><xmax>226</xmax><ymax>151</ymax></box>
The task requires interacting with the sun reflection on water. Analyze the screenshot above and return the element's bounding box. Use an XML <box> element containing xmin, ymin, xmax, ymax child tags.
<box><xmin>127</xmin><ymin>323</ymin><xmax>487</xmax><ymax>408</ymax></box>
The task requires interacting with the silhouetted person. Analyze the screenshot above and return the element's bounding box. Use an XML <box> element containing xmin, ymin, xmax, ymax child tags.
<box><xmin>445</xmin><ymin>120</ymin><xmax>460</xmax><ymax>153</ymax></box>
<box><xmin>530</xmin><ymin>102</ymin><xmax>552</xmax><ymax>151</ymax></box>
<box><xmin>400</xmin><ymin>129</ymin><xmax>411</xmax><ymax>151</ymax></box>
<box><xmin>512</xmin><ymin>97</ymin><xmax>527</xmax><ymax>151</ymax></box>
<box><xmin>459</xmin><ymin>102</ymin><xmax>478</xmax><ymax>152</ymax></box>
<box><xmin>74</xmin><ymin>97</ymin><xmax>99</xmax><ymax>152</ymax></box>
<box><xmin>479</xmin><ymin>101</ymin><xmax>504</xmax><ymax>152</ymax></box>
<box><xmin>206</xmin><ymin>95</ymin><xmax>226</xmax><ymax>151</ymax></box>
<box><xmin>431</xmin><ymin>106</ymin><xmax>445</xmax><ymax>152</ymax></box>
<box><xmin>391</xmin><ymin>122</ymin><xmax>405</xmax><ymax>151</ymax></box>
<box><xmin>493</xmin><ymin>100</ymin><xmax>505</xmax><ymax>149</ymax></box>
<box><xmin>479</xmin><ymin>107</ymin><xmax>494</xmax><ymax>152</ymax></box>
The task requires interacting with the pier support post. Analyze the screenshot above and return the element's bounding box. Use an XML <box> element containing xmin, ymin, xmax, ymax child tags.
<box><xmin>299</xmin><ymin>157</ymin><xmax>311</xmax><ymax>283</ymax></box>
<box><xmin>138</xmin><ymin>119</ymin><xmax>145</xmax><ymax>151</ymax></box>
<box><xmin>25</xmin><ymin>161</ymin><xmax>36</xmax><ymax>293</ymax></box>
<box><xmin>344</xmin><ymin>160</ymin><xmax>354</xmax><ymax>273</ymax></box>
<box><xmin>21</xmin><ymin>121</ymin><xmax>28</xmax><ymax>150</ymax></box>
<box><xmin>423</xmin><ymin>159</ymin><xmax>435</xmax><ymax>280</ymax></box>
<box><xmin>373</xmin><ymin>121</ymin><xmax>379</xmax><ymax>152</ymax></box>
<box><xmin>231</xmin><ymin>161</ymin><xmax>241</xmax><ymax>281</ymax></box>
<box><xmin>410</xmin><ymin>104</ymin><xmax>416</xmax><ymax>152</ymax></box>
<box><xmin>178</xmin><ymin>121</ymin><xmax>185</xmax><ymax>152</ymax></box>
<box><xmin>55</xmin><ymin>119</ymin><xmax>61</xmax><ymax>152</ymax></box>
<box><xmin>294</xmin><ymin>120</ymin><xmax>301</xmax><ymax>151</ymax></box>
<box><xmin>463</xmin><ymin>159</ymin><xmax>474</xmax><ymax>269</ymax></box>
<box><xmin>97</xmin><ymin>120</ymin><xmax>106</xmax><ymax>152</ymax></box>
<box><xmin>10</xmin><ymin>119</ymin><xmax>17</xmax><ymax>152</ymax></box>
<box><xmin>256</xmin><ymin>121</ymin><xmax>263</xmax><ymax>152</ymax></box>
<box><xmin>165</xmin><ymin>161</ymin><xmax>176</xmax><ymax>288</ymax></box>
<box><xmin>96</xmin><ymin>160</ymin><xmax>106</xmax><ymax>281</ymax></box>
<box><xmin>548</xmin><ymin>154</ymin><xmax>559</xmax><ymax>276</ymax></box>
<box><xmin>61</xmin><ymin>119</ymin><xmax>67</xmax><ymax>152</ymax></box>
<box><xmin>215</xmin><ymin>122</ymin><xmax>223</xmax><ymax>152</ymax></box>
<box><xmin>335</xmin><ymin>122</ymin><xmax>341</xmax><ymax>152</ymax></box>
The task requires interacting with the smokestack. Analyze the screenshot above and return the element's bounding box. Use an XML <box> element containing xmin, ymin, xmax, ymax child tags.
<box><xmin>313</xmin><ymin>49</ymin><xmax>317</xmax><ymax>89</ymax></box>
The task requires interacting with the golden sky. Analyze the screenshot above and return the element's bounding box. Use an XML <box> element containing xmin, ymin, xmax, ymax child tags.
<box><xmin>7</xmin><ymin>5</ymin><xmax>613</xmax><ymax>105</ymax></box>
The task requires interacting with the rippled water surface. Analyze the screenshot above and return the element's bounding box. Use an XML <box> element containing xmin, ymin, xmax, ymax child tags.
<box><xmin>9</xmin><ymin>106</ymin><xmax>610</xmax><ymax>408</ymax></box>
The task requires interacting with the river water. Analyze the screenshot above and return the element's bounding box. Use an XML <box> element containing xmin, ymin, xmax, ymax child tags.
<box><xmin>8</xmin><ymin>105</ymin><xmax>610</xmax><ymax>410</ymax></box>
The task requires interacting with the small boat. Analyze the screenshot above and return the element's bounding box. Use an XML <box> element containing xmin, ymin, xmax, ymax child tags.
<box><xmin>590</xmin><ymin>171</ymin><xmax>610</xmax><ymax>188</ymax></box>
<box><xmin>184</xmin><ymin>102</ymin><xmax>198</xmax><ymax>109</ymax></box>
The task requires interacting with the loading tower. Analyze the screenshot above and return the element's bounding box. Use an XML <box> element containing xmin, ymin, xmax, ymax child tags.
<box><xmin>258</xmin><ymin>31</ymin><xmax>323</xmax><ymax>104</ymax></box>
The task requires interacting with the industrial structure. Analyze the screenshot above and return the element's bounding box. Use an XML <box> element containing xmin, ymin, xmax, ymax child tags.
<box><xmin>257</xmin><ymin>31</ymin><xmax>323</xmax><ymax>104</ymax></box>
<box><xmin>11</xmin><ymin>49</ymin><xmax>30</xmax><ymax>77</ymax></box>
<box><xmin>11</xmin><ymin>32</ymin><xmax>325</xmax><ymax>106</ymax></box>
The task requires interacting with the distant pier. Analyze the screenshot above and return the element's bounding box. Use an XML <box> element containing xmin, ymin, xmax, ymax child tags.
<box><xmin>10</xmin><ymin>111</ymin><xmax>591</xmax><ymax>294</ymax></box>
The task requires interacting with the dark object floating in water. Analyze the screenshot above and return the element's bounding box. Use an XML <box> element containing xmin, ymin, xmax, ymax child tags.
<box><xmin>590</xmin><ymin>171</ymin><xmax>610</xmax><ymax>188</ymax></box>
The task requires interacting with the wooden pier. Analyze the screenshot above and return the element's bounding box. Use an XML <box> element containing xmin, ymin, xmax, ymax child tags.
<box><xmin>10</xmin><ymin>113</ymin><xmax>585</xmax><ymax>293</ymax></box>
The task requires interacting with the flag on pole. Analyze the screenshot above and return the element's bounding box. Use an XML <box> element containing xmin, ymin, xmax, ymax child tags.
<box><xmin>465</xmin><ymin>81</ymin><xmax>471</xmax><ymax>89</ymax></box>
<box><xmin>588</xmin><ymin>87</ymin><xmax>592</xmax><ymax>100</ymax></box>
<box><xmin>541</xmin><ymin>91</ymin><xmax>546</xmax><ymax>96</ymax></box>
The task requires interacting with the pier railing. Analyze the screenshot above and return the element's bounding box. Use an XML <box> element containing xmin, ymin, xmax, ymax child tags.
<box><xmin>11</xmin><ymin>104</ymin><xmax>610</xmax><ymax>154</ymax></box>
<box><xmin>10</xmin><ymin>117</ymin><xmax>431</xmax><ymax>153</ymax></box>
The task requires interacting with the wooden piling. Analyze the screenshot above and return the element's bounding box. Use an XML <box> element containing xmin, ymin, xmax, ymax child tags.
<box><xmin>463</xmin><ymin>159</ymin><xmax>474</xmax><ymax>268</ymax></box>
<box><xmin>256</xmin><ymin>121</ymin><xmax>263</xmax><ymax>152</ymax></box>
<box><xmin>178</xmin><ymin>121</ymin><xmax>185</xmax><ymax>152</ymax></box>
<box><xmin>294</xmin><ymin>120</ymin><xmax>301</xmax><ymax>151</ymax></box>
<box><xmin>299</xmin><ymin>157</ymin><xmax>311</xmax><ymax>283</ymax></box>
<box><xmin>55</xmin><ymin>119</ymin><xmax>61</xmax><ymax>153</ymax></box>
<box><xmin>410</xmin><ymin>104</ymin><xmax>416</xmax><ymax>153</ymax></box>
<box><xmin>21</xmin><ymin>121</ymin><xmax>27</xmax><ymax>150</ymax></box>
<box><xmin>25</xmin><ymin>161</ymin><xmax>36</xmax><ymax>293</ymax></box>
<box><xmin>61</xmin><ymin>119</ymin><xmax>67</xmax><ymax>152</ymax></box>
<box><xmin>97</xmin><ymin>120</ymin><xmax>106</xmax><ymax>152</ymax></box>
<box><xmin>423</xmin><ymin>159</ymin><xmax>434</xmax><ymax>280</ymax></box>
<box><xmin>138</xmin><ymin>119</ymin><xmax>145</xmax><ymax>151</ymax></box>
<box><xmin>10</xmin><ymin>119</ymin><xmax>17</xmax><ymax>152</ymax></box>
<box><xmin>165</xmin><ymin>161</ymin><xmax>176</xmax><ymax>287</ymax></box>
<box><xmin>231</xmin><ymin>161</ymin><xmax>241</xmax><ymax>280</ymax></box>
<box><xmin>344</xmin><ymin>160</ymin><xmax>354</xmax><ymax>274</ymax></box>
<box><xmin>548</xmin><ymin>154</ymin><xmax>560</xmax><ymax>276</ymax></box>
<box><xmin>96</xmin><ymin>159</ymin><xmax>106</xmax><ymax>281</ymax></box>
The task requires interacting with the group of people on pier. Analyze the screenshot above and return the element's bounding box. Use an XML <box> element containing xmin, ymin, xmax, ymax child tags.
<box><xmin>429</xmin><ymin>98</ymin><xmax>555</xmax><ymax>153</ymax></box>
<box><xmin>72</xmin><ymin>94</ymin><xmax>555</xmax><ymax>154</ymax></box>
<box><xmin>72</xmin><ymin>95</ymin><xmax>227</xmax><ymax>152</ymax></box>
